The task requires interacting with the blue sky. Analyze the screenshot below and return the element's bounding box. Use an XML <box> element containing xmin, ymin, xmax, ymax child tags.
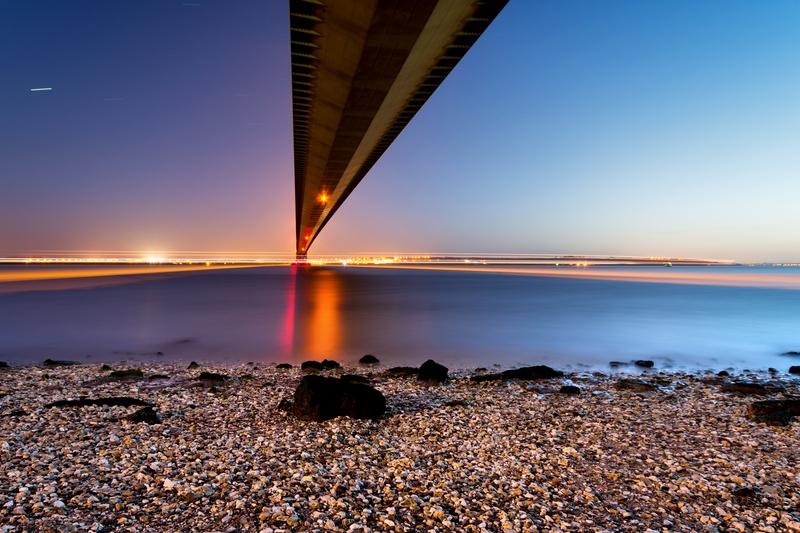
<box><xmin>2</xmin><ymin>0</ymin><xmax>799</xmax><ymax>261</ymax></box>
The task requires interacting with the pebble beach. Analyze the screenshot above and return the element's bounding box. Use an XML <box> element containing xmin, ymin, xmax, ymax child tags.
<box><xmin>1</xmin><ymin>361</ymin><xmax>800</xmax><ymax>532</ymax></box>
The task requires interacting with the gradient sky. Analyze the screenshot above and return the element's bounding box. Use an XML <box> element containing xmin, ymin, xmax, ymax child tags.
<box><xmin>2</xmin><ymin>0</ymin><xmax>799</xmax><ymax>262</ymax></box>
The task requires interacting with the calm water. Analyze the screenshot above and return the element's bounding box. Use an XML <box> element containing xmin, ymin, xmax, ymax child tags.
<box><xmin>1</xmin><ymin>264</ymin><xmax>799</xmax><ymax>371</ymax></box>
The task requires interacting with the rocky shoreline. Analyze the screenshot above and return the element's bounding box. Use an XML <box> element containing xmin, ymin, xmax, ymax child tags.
<box><xmin>1</xmin><ymin>359</ymin><xmax>799</xmax><ymax>531</ymax></box>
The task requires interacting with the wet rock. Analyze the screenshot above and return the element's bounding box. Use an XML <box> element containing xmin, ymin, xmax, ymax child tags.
<box><xmin>768</xmin><ymin>367</ymin><xmax>778</xmax><ymax>374</ymax></box>
<box><xmin>0</xmin><ymin>361</ymin><xmax>9</xmax><ymax>369</ymax></box>
<box><xmin>559</xmin><ymin>385</ymin><xmax>581</xmax><ymax>395</ymax></box>
<box><xmin>292</xmin><ymin>375</ymin><xmax>386</xmax><ymax>421</ymax></box>
<box><xmin>197</xmin><ymin>371</ymin><xmax>227</xmax><ymax>382</ymax></box>
<box><xmin>614</xmin><ymin>379</ymin><xmax>657</xmax><ymax>392</ymax></box>
<box><xmin>341</xmin><ymin>374</ymin><xmax>369</xmax><ymax>384</ymax></box>
<box><xmin>474</xmin><ymin>367</ymin><xmax>488</xmax><ymax>374</ymax></box>
<box><xmin>46</xmin><ymin>397</ymin><xmax>152</xmax><ymax>408</ymax></box>
<box><xmin>385</xmin><ymin>366</ymin><xmax>418</xmax><ymax>377</ymax></box>
<box><xmin>721</xmin><ymin>382</ymin><xmax>769</xmax><ymax>395</ymax></box>
<box><xmin>100</xmin><ymin>364</ymin><xmax>112</xmax><ymax>371</ymax></box>
<box><xmin>717</xmin><ymin>370</ymin><xmax>730</xmax><ymax>377</ymax></box>
<box><xmin>276</xmin><ymin>363</ymin><xmax>292</xmax><ymax>369</ymax></box>
<box><xmin>747</xmin><ymin>399</ymin><xmax>800</xmax><ymax>426</ymax></box>
<box><xmin>2</xmin><ymin>409</ymin><xmax>26</xmax><ymax>418</ymax></box>
<box><xmin>187</xmin><ymin>361</ymin><xmax>200</xmax><ymax>370</ymax></box>
<box><xmin>609</xmin><ymin>361</ymin><xmax>627</xmax><ymax>368</ymax></box>
<box><xmin>471</xmin><ymin>365</ymin><xmax>564</xmax><ymax>383</ymax></box>
<box><xmin>783</xmin><ymin>351</ymin><xmax>800</xmax><ymax>356</ymax></box>
<box><xmin>789</xmin><ymin>366</ymin><xmax>800</xmax><ymax>375</ymax></box>
<box><xmin>148</xmin><ymin>374</ymin><xmax>170</xmax><ymax>380</ymax></box>
<box><xmin>109</xmin><ymin>369</ymin><xmax>144</xmax><ymax>380</ymax></box>
<box><xmin>125</xmin><ymin>406</ymin><xmax>160</xmax><ymax>424</ymax></box>
<box><xmin>301</xmin><ymin>361</ymin><xmax>324</xmax><ymax>372</ymax></box>
<box><xmin>321</xmin><ymin>359</ymin><xmax>341</xmax><ymax>369</ymax></box>
<box><xmin>359</xmin><ymin>354</ymin><xmax>380</xmax><ymax>365</ymax></box>
<box><xmin>635</xmin><ymin>360</ymin><xmax>655</xmax><ymax>368</ymax></box>
<box><xmin>43</xmin><ymin>358</ymin><xmax>78</xmax><ymax>367</ymax></box>
<box><xmin>418</xmin><ymin>359</ymin><xmax>448</xmax><ymax>383</ymax></box>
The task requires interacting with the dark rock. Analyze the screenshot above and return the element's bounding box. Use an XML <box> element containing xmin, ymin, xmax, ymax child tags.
<box><xmin>277</xmin><ymin>398</ymin><xmax>293</xmax><ymax>412</ymax></box>
<box><xmin>721</xmin><ymin>382</ymin><xmax>768</xmax><ymax>395</ymax></box>
<box><xmin>748</xmin><ymin>399</ymin><xmax>800</xmax><ymax>426</ymax></box>
<box><xmin>733</xmin><ymin>487</ymin><xmax>758</xmax><ymax>502</ymax></box>
<box><xmin>341</xmin><ymin>374</ymin><xmax>369</xmax><ymax>384</ymax></box>
<box><xmin>100</xmin><ymin>364</ymin><xmax>112</xmax><ymax>371</ymax></box>
<box><xmin>276</xmin><ymin>363</ymin><xmax>293</xmax><ymax>369</ymax></box>
<box><xmin>634</xmin><ymin>360</ymin><xmax>654</xmax><ymax>368</ymax></box>
<box><xmin>418</xmin><ymin>359</ymin><xmax>448</xmax><ymax>383</ymax></box>
<box><xmin>471</xmin><ymin>365</ymin><xmax>564</xmax><ymax>383</ymax></box>
<box><xmin>474</xmin><ymin>367</ymin><xmax>488</xmax><ymax>374</ymax></box>
<box><xmin>717</xmin><ymin>370</ymin><xmax>730</xmax><ymax>377</ymax></box>
<box><xmin>155</xmin><ymin>351</ymin><xmax>164</xmax><ymax>356</ymax></box>
<box><xmin>614</xmin><ymin>379</ymin><xmax>657</xmax><ymax>392</ymax></box>
<box><xmin>783</xmin><ymin>351</ymin><xmax>800</xmax><ymax>356</ymax></box>
<box><xmin>197</xmin><ymin>371</ymin><xmax>227</xmax><ymax>382</ymax></box>
<box><xmin>609</xmin><ymin>361</ymin><xmax>627</xmax><ymax>368</ymax></box>
<box><xmin>43</xmin><ymin>358</ymin><xmax>78</xmax><ymax>367</ymax></box>
<box><xmin>444</xmin><ymin>399</ymin><xmax>469</xmax><ymax>407</ymax></box>
<box><xmin>559</xmin><ymin>385</ymin><xmax>581</xmax><ymax>395</ymax></box>
<box><xmin>0</xmin><ymin>361</ymin><xmax>9</xmax><ymax>369</ymax></box>
<box><xmin>46</xmin><ymin>397</ymin><xmax>151</xmax><ymax>408</ymax></box>
<box><xmin>187</xmin><ymin>361</ymin><xmax>200</xmax><ymax>370</ymax></box>
<box><xmin>768</xmin><ymin>368</ymin><xmax>778</xmax><ymax>374</ymax></box>
<box><xmin>109</xmin><ymin>369</ymin><xmax>144</xmax><ymax>380</ymax></box>
<box><xmin>148</xmin><ymin>374</ymin><xmax>170</xmax><ymax>380</ymax></box>
<box><xmin>359</xmin><ymin>354</ymin><xmax>380</xmax><ymax>365</ymax></box>
<box><xmin>385</xmin><ymin>366</ymin><xmax>418</xmax><ymax>377</ymax></box>
<box><xmin>292</xmin><ymin>375</ymin><xmax>386</xmax><ymax>421</ymax></box>
<box><xmin>789</xmin><ymin>366</ymin><xmax>800</xmax><ymax>375</ymax></box>
<box><xmin>301</xmin><ymin>361</ymin><xmax>324</xmax><ymax>371</ymax></box>
<box><xmin>2</xmin><ymin>409</ymin><xmax>26</xmax><ymax>418</ymax></box>
<box><xmin>125</xmin><ymin>406</ymin><xmax>160</xmax><ymax>424</ymax></box>
<box><xmin>321</xmin><ymin>359</ymin><xmax>341</xmax><ymax>369</ymax></box>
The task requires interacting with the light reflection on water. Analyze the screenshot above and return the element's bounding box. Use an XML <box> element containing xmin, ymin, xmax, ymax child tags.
<box><xmin>0</xmin><ymin>265</ymin><xmax>799</xmax><ymax>370</ymax></box>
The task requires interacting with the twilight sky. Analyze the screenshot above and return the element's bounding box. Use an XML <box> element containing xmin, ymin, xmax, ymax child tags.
<box><xmin>2</xmin><ymin>0</ymin><xmax>799</xmax><ymax>262</ymax></box>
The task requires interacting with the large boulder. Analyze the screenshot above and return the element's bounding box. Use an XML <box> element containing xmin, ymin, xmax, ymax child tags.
<box><xmin>276</xmin><ymin>363</ymin><xmax>293</xmax><ymax>369</ymax></box>
<box><xmin>418</xmin><ymin>359</ymin><xmax>448</xmax><ymax>383</ymax></box>
<box><xmin>321</xmin><ymin>359</ymin><xmax>341</xmax><ymax>370</ymax></box>
<box><xmin>293</xmin><ymin>375</ymin><xmax>385</xmax><ymax>421</ymax></box>
<box><xmin>43</xmin><ymin>358</ymin><xmax>78</xmax><ymax>367</ymax></box>
<box><xmin>789</xmin><ymin>366</ymin><xmax>800</xmax><ymax>375</ymax></box>
<box><xmin>634</xmin><ymin>360</ymin><xmax>654</xmax><ymax>368</ymax></box>
<box><xmin>471</xmin><ymin>365</ymin><xmax>563</xmax><ymax>383</ymax></box>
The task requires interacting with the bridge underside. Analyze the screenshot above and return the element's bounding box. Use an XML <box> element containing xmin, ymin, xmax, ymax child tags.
<box><xmin>290</xmin><ymin>0</ymin><xmax>507</xmax><ymax>254</ymax></box>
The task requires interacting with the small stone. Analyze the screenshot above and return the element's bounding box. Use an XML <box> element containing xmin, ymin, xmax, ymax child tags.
<box><xmin>359</xmin><ymin>354</ymin><xmax>380</xmax><ymax>365</ymax></box>
<box><xmin>634</xmin><ymin>360</ymin><xmax>655</xmax><ymax>368</ymax></box>
<box><xmin>418</xmin><ymin>359</ymin><xmax>448</xmax><ymax>383</ymax></box>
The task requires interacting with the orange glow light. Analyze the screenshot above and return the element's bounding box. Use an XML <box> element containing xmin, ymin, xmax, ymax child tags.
<box><xmin>317</xmin><ymin>191</ymin><xmax>329</xmax><ymax>204</ymax></box>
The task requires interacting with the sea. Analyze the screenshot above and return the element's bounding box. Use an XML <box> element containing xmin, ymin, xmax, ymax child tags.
<box><xmin>1</xmin><ymin>264</ymin><xmax>799</xmax><ymax>371</ymax></box>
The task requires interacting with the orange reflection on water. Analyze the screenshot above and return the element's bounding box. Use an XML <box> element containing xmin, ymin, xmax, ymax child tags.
<box><xmin>302</xmin><ymin>269</ymin><xmax>343</xmax><ymax>358</ymax></box>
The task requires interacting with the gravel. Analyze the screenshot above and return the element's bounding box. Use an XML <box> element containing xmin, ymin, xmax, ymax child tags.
<box><xmin>1</xmin><ymin>362</ymin><xmax>799</xmax><ymax>531</ymax></box>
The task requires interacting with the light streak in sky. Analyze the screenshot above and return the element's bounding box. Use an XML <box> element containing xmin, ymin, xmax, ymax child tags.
<box><xmin>30</xmin><ymin>87</ymin><xmax>52</xmax><ymax>92</ymax></box>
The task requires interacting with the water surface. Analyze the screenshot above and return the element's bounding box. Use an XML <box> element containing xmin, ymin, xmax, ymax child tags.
<box><xmin>1</xmin><ymin>264</ymin><xmax>799</xmax><ymax>371</ymax></box>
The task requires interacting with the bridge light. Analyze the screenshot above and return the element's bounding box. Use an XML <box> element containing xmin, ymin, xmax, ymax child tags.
<box><xmin>317</xmin><ymin>191</ymin><xmax>329</xmax><ymax>205</ymax></box>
